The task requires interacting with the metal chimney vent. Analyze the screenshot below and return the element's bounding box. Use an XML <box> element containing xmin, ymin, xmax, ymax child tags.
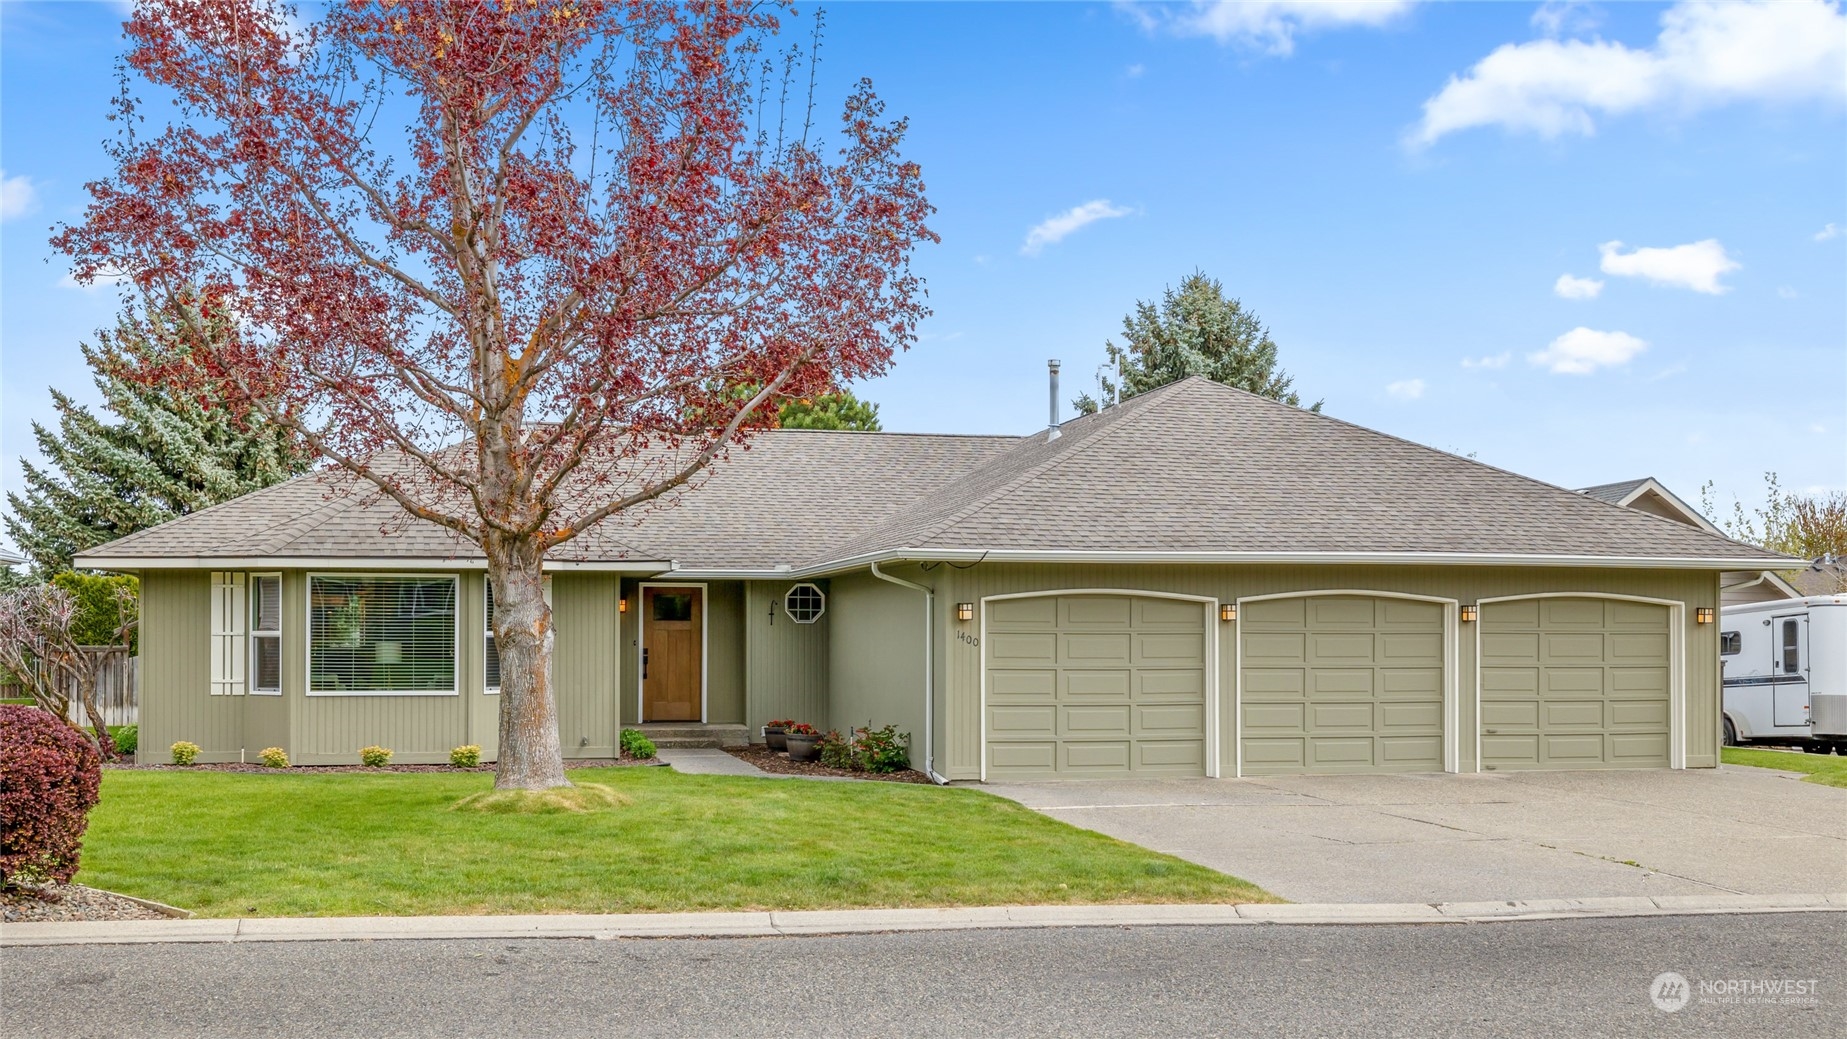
<box><xmin>1047</xmin><ymin>359</ymin><xmax>1062</xmax><ymax>441</ymax></box>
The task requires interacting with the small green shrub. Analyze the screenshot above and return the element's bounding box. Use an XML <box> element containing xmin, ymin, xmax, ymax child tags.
<box><xmin>818</xmin><ymin>729</ymin><xmax>854</xmax><ymax>769</ymax></box>
<box><xmin>450</xmin><ymin>744</ymin><xmax>482</xmax><ymax>768</ymax></box>
<box><xmin>618</xmin><ymin>729</ymin><xmax>656</xmax><ymax>760</ymax></box>
<box><xmin>359</xmin><ymin>745</ymin><xmax>393</xmax><ymax>768</ymax></box>
<box><xmin>259</xmin><ymin>746</ymin><xmax>289</xmax><ymax>769</ymax></box>
<box><xmin>108</xmin><ymin>724</ymin><xmax>138</xmax><ymax>757</ymax></box>
<box><xmin>170</xmin><ymin>740</ymin><xmax>201</xmax><ymax>766</ymax></box>
<box><xmin>856</xmin><ymin>724</ymin><xmax>911</xmax><ymax>774</ymax></box>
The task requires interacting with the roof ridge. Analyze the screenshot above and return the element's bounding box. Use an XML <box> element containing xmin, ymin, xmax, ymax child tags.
<box><xmin>1186</xmin><ymin>379</ymin><xmax>1770</xmax><ymax>557</ymax></box>
<box><xmin>826</xmin><ymin>380</ymin><xmax>1194</xmax><ymax>559</ymax></box>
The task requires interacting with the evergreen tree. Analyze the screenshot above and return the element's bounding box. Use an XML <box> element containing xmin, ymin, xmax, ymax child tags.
<box><xmin>1074</xmin><ymin>271</ymin><xmax>1320</xmax><ymax>415</ymax></box>
<box><xmin>5</xmin><ymin>311</ymin><xmax>307</xmax><ymax>573</ymax></box>
<box><xmin>778</xmin><ymin>389</ymin><xmax>883</xmax><ymax>431</ymax></box>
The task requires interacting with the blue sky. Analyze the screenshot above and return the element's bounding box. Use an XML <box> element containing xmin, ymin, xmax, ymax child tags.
<box><xmin>3</xmin><ymin>1</ymin><xmax>1843</xmax><ymax>553</ymax></box>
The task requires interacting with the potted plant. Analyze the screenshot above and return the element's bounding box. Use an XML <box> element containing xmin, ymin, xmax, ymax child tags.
<box><xmin>764</xmin><ymin>719</ymin><xmax>794</xmax><ymax>752</ymax></box>
<box><xmin>783</xmin><ymin>722</ymin><xmax>821</xmax><ymax>762</ymax></box>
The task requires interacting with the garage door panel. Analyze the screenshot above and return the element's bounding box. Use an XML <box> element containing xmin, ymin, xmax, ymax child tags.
<box><xmin>1243</xmin><ymin>702</ymin><xmax>1305</xmax><ymax>732</ymax></box>
<box><xmin>1380</xmin><ymin>701</ymin><xmax>1443</xmax><ymax>731</ymax></box>
<box><xmin>1135</xmin><ymin>740</ymin><xmax>1205</xmax><ymax>770</ymax></box>
<box><xmin>1135</xmin><ymin>704</ymin><xmax>1205</xmax><ymax>735</ymax></box>
<box><xmin>987</xmin><ymin>596</ymin><xmax>1057</xmax><ymax>629</ymax></box>
<box><xmin>1135</xmin><ymin>669</ymin><xmax>1205</xmax><ymax>701</ymax></box>
<box><xmin>988</xmin><ymin>705</ymin><xmax>1057</xmax><ymax>736</ymax></box>
<box><xmin>988</xmin><ymin>632</ymin><xmax>1057</xmax><ymax>665</ymax></box>
<box><xmin>1060</xmin><ymin>741</ymin><xmax>1131</xmax><ymax>772</ymax></box>
<box><xmin>1061</xmin><ymin>705</ymin><xmax>1130</xmax><ymax>736</ymax></box>
<box><xmin>1380</xmin><ymin>599</ymin><xmax>1444</xmax><ymax>628</ymax></box>
<box><xmin>1308</xmin><ymin>668</ymin><xmax>1374</xmax><ymax>697</ymax></box>
<box><xmin>1062</xmin><ymin>670</ymin><xmax>1130</xmax><ymax>699</ymax></box>
<box><xmin>1243</xmin><ymin>668</ymin><xmax>1305</xmax><ymax>698</ymax></box>
<box><xmin>1243</xmin><ymin>597</ymin><xmax>1307</xmax><ymax>628</ymax></box>
<box><xmin>987</xmin><ymin>741</ymin><xmax>1057</xmax><ymax>773</ymax></box>
<box><xmin>1382</xmin><ymin>668</ymin><xmax>1444</xmax><ymax>696</ymax></box>
<box><xmin>1310</xmin><ymin>597</ymin><xmax>1377</xmax><ymax>627</ymax></box>
<box><xmin>989</xmin><ymin>670</ymin><xmax>1057</xmax><ymax>701</ymax></box>
<box><xmin>1379</xmin><ymin>736</ymin><xmax>1444</xmax><ymax>764</ymax></box>
<box><xmin>1244</xmin><ymin>632</ymin><xmax>1307</xmax><ymax>664</ymax></box>
<box><xmin>1062</xmin><ymin>596</ymin><xmax>1132</xmax><ymax>628</ymax></box>
<box><xmin>1134</xmin><ymin>632</ymin><xmax>1205</xmax><ymax>666</ymax></box>
<box><xmin>1308</xmin><ymin>632</ymin><xmax>1375</xmax><ymax>664</ymax></box>
<box><xmin>1380</xmin><ymin>632</ymin><xmax>1443</xmax><ymax>663</ymax></box>
<box><xmin>1308</xmin><ymin>738</ymin><xmax>1374</xmax><ymax>766</ymax></box>
<box><xmin>1480</xmin><ymin>598</ymin><xmax>1671</xmax><ymax>771</ymax></box>
<box><xmin>1242</xmin><ymin>738</ymin><xmax>1305</xmax><ymax>770</ymax></box>
<box><xmin>1310</xmin><ymin>702</ymin><xmax>1375</xmax><ymax>730</ymax></box>
<box><xmin>1137</xmin><ymin>598</ymin><xmax>1205</xmax><ymax>627</ymax></box>
<box><xmin>1061</xmin><ymin>632</ymin><xmax>1131</xmax><ymax>665</ymax></box>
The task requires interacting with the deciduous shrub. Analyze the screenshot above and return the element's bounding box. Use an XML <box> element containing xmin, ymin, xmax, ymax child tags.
<box><xmin>170</xmin><ymin>740</ymin><xmax>200</xmax><ymax>766</ymax></box>
<box><xmin>450</xmin><ymin>745</ymin><xmax>482</xmax><ymax>768</ymax></box>
<box><xmin>0</xmin><ymin>704</ymin><xmax>103</xmax><ymax>885</ymax></box>
<box><xmin>259</xmin><ymin>747</ymin><xmax>289</xmax><ymax>769</ymax></box>
<box><xmin>818</xmin><ymin>729</ymin><xmax>854</xmax><ymax>769</ymax></box>
<box><xmin>618</xmin><ymin>729</ymin><xmax>656</xmax><ymax>760</ymax></box>
<box><xmin>359</xmin><ymin>745</ymin><xmax>392</xmax><ymax>768</ymax></box>
<box><xmin>109</xmin><ymin>724</ymin><xmax>138</xmax><ymax>757</ymax></box>
<box><xmin>855</xmin><ymin>725</ymin><xmax>911</xmax><ymax>774</ymax></box>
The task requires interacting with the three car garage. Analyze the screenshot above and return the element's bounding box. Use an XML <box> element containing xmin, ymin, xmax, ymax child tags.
<box><xmin>978</xmin><ymin>589</ymin><xmax>1687</xmax><ymax>780</ymax></box>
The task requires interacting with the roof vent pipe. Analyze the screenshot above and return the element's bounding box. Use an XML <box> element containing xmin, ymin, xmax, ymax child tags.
<box><xmin>1047</xmin><ymin>359</ymin><xmax>1062</xmax><ymax>441</ymax></box>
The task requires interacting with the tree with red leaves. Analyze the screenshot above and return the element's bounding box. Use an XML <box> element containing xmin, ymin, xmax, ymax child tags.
<box><xmin>55</xmin><ymin>1</ymin><xmax>934</xmax><ymax>789</ymax></box>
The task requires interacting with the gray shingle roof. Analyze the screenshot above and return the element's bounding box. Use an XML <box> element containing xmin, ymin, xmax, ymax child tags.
<box><xmin>76</xmin><ymin>376</ymin><xmax>1796</xmax><ymax>572</ymax></box>
<box><xmin>1578</xmin><ymin>478</ymin><xmax>1653</xmax><ymax>505</ymax></box>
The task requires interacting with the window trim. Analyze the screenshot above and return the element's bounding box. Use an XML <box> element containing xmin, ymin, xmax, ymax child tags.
<box><xmin>484</xmin><ymin>576</ymin><xmax>499</xmax><ymax>695</ymax></box>
<box><xmin>304</xmin><ymin>572</ymin><xmax>460</xmax><ymax>697</ymax></box>
<box><xmin>783</xmin><ymin>582</ymin><xmax>826</xmax><ymax>624</ymax></box>
<box><xmin>249</xmin><ymin>572</ymin><xmax>283</xmax><ymax>695</ymax></box>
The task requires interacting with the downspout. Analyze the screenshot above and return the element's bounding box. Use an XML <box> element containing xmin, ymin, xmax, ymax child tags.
<box><xmin>869</xmin><ymin>561</ymin><xmax>950</xmax><ymax>785</ymax></box>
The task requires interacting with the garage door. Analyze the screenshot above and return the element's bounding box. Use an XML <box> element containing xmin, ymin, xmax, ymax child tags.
<box><xmin>1480</xmin><ymin>598</ymin><xmax>1671</xmax><ymax>770</ymax></box>
<box><xmin>1240</xmin><ymin>595</ymin><xmax>1446</xmax><ymax>775</ymax></box>
<box><xmin>985</xmin><ymin>594</ymin><xmax>1208</xmax><ymax>778</ymax></box>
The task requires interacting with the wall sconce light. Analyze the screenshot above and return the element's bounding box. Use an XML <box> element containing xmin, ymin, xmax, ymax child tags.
<box><xmin>1696</xmin><ymin>607</ymin><xmax>1715</xmax><ymax>624</ymax></box>
<box><xmin>1220</xmin><ymin>603</ymin><xmax>1237</xmax><ymax>623</ymax></box>
<box><xmin>618</xmin><ymin>597</ymin><xmax>629</xmax><ymax>614</ymax></box>
<box><xmin>1460</xmin><ymin>605</ymin><xmax>1478</xmax><ymax>623</ymax></box>
<box><xmin>956</xmin><ymin>602</ymin><xmax>974</xmax><ymax>622</ymax></box>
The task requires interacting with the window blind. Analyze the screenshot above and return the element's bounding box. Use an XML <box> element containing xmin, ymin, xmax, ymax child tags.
<box><xmin>484</xmin><ymin>579</ymin><xmax>500</xmax><ymax>692</ymax></box>
<box><xmin>309</xmin><ymin>575</ymin><xmax>456</xmax><ymax>695</ymax></box>
<box><xmin>251</xmin><ymin>574</ymin><xmax>282</xmax><ymax>694</ymax></box>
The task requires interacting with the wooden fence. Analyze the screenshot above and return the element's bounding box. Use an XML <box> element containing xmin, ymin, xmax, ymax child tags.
<box><xmin>1</xmin><ymin>649</ymin><xmax>139</xmax><ymax>727</ymax></box>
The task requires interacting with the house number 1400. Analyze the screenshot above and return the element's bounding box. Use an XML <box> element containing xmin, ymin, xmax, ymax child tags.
<box><xmin>955</xmin><ymin>631</ymin><xmax>979</xmax><ymax>648</ymax></box>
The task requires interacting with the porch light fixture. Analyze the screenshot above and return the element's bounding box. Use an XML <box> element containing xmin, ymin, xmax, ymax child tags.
<box><xmin>956</xmin><ymin>602</ymin><xmax>974</xmax><ymax>622</ymax></box>
<box><xmin>618</xmin><ymin>597</ymin><xmax>628</xmax><ymax>614</ymax></box>
<box><xmin>1696</xmin><ymin>607</ymin><xmax>1715</xmax><ymax>624</ymax></box>
<box><xmin>1220</xmin><ymin>603</ymin><xmax>1237</xmax><ymax>623</ymax></box>
<box><xmin>1460</xmin><ymin>605</ymin><xmax>1478</xmax><ymax>623</ymax></box>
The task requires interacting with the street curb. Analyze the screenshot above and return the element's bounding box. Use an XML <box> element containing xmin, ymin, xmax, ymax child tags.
<box><xmin>4</xmin><ymin>894</ymin><xmax>1843</xmax><ymax>947</ymax></box>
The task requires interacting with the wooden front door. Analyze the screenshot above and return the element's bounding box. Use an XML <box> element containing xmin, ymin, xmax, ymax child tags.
<box><xmin>643</xmin><ymin>587</ymin><xmax>702</xmax><ymax>722</ymax></box>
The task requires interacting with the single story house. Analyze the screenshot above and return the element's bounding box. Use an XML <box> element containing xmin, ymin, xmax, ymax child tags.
<box><xmin>77</xmin><ymin>376</ymin><xmax>1796</xmax><ymax>780</ymax></box>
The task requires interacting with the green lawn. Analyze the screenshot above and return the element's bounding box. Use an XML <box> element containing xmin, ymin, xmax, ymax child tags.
<box><xmin>79</xmin><ymin>768</ymin><xmax>1276</xmax><ymax>917</ymax></box>
<box><xmin>1723</xmin><ymin>746</ymin><xmax>1847</xmax><ymax>788</ymax></box>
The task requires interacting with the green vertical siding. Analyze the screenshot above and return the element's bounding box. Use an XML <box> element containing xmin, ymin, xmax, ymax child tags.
<box><xmin>743</xmin><ymin>580</ymin><xmax>830</xmax><ymax>734</ymax></box>
<box><xmin>462</xmin><ymin>573</ymin><xmax>498</xmax><ymax>761</ymax></box>
<box><xmin>551</xmin><ymin>573</ymin><xmax>621</xmax><ymax>758</ymax></box>
<box><xmin>934</xmin><ymin>564</ymin><xmax>1719</xmax><ymax>781</ymax></box>
<box><xmin>705</xmin><ymin>582</ymin><xmax>746</xmax><ymax>724</ymax></box>
<box><xmin>827</xmin><ymin>572</ymin><xmax>926</xmax><ymax>751</ymax></box>
<box><xmin>137</xmin><ymin>571</ymin><xmax>240</xmax><ymax>762</ymax></box>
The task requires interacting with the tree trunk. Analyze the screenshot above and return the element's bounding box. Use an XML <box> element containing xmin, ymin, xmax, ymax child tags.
<box><xmin>74</xmin><ymin>662</ymin><xmax>113</xmax><ymax>761</ymax></box>
<box><xmin>487</xmin><ymin>539</ymin><xmax>570</xmax><ymax>790</ymax></box>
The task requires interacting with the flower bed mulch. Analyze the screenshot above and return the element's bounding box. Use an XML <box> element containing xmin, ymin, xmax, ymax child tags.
<box><xmin>725</xmin><ymin>744</ymin><xmax>934</xmax><ymax>784</ymax></box>
<box><xmin>105</xmin><ymin>758</ymin><xmax>663</xmax><ymax>774</ymax></box>
<box><xmin>2</xmin><ymin>882</ymin><xmax>174</xmax><ymax>923</ymax></box>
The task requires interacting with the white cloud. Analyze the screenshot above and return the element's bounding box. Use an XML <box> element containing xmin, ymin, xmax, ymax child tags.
<box><xmin>1778</xmin><ymin>285</ymin><xmax>1799</xmax><ymax>299</ymax></box>
<box><xmin>1385</xmin><ymin>378</ymin><xmax>1425</xmax><ymax>400</ymax></box>
<box><xmin>1532</xmin><ymin>0</ymin><xmax>1603</xmax><ymax>38</ymax></box>
<box><xmin>1553</xmin><ymin>273</ymin><xmax>1604</xmax><ymax>299</ymax></box>
<box><xmin>1461</xmin><ymin>352</ymin><xmax>1512</xmax><ymax>369</ymax></box>
<box><xmin>1127</xmin><ymin>1</ymin><xmax>1416</xmax><ymax>56</ymax></box>
<box><xmin>1126</xmin><ymin>63</ymin><xmax>1146</xmax><ymax>78</ymax></box>
<box><xmin>1020</xmin><ymin>200</ymin><xmax>1133</xmax><ymax>257</ymax></box>
<box><xmin>0</xmin><ymin>170</ymin><xmax>37</xmax><ymax>222</ymax></box>
<box><xmin>1528</xmin><ymin>327</ymin><xmax>1648</xmax><ymax>374</ymax></box>
<box><xmin>59</xmin><ymin>269</ymin><xmax>132</xmax><ymax>292</ymax></box>
<box><xmin>1598</xmin><ymin>238</ymin><xmax>1739</xmax><ymax>293</ymax></box>
<box><xmin>1811</xmin><ymin>423</ymin><xmax>1828</xmax><ymax>434</ymax></box>
<box><xmin>1817</xmin><ymin>222</ymin><xmax>1843</xmax><ymax>241</ymax></box>
<box><xmin>1410</xmin><ymin>0</ymin><xmax>1847</xmax><ymax>146</ymax></box>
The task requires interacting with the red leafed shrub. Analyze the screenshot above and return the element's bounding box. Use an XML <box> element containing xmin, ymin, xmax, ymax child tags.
<box><xmin>0</xmin><ymin>704</ymin><xmax>103</xmax><ymax>886</ymax></box>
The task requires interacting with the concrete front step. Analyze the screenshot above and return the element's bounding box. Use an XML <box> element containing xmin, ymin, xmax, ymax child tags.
<box><xmin>634</xmin><ymin>724</ymin><xmax>752</xmax><ymax>749</ymax></box>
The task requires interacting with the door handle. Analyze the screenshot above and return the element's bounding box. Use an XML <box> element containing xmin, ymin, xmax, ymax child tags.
<box><xmin>642</xmin><ymin>648</ymin><xmax>649</xmax><ymax>680</ymax></box>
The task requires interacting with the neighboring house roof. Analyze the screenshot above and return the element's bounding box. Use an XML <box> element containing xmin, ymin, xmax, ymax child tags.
<box><xmin>0</xmin><ymin>547</ymin><xmax>25</xmax><ymax>567</ymax></box>
<box><xmin>1787</xmin><ymin>560</ymin><xmax>1847</xmax><ymax>597</ymax></box>
<box><xmin>76</xmin><ymin>376</ymin><xmax>1797</xmax><ymax>574</ymax></box>
<box><xmin>1577</xmin><ymin>476</ymin><xmax>1802</xmax><ymax>600</ymax></box>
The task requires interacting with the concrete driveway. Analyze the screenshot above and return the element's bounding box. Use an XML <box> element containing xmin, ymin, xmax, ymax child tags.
<box><xmin>984</xmin><ymin>765</ymin><xmax>1847</xmax><ymax>903</ymax></box>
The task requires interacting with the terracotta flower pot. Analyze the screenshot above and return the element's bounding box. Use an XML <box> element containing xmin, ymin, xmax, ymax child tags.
<box><xmin>784</xmin><ymin>733</ymin><xmax>821</xmax><ymax>762</ymax></box>
<box><xmin>764</xmin><ymin>725</ymin><xmax>787</xmax><ymax>752</ymax></box>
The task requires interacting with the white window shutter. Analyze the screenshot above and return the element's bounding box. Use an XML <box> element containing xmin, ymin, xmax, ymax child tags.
<box><xmin>210</xmin><ymin>572</ymin><xmax>248</xmax><ymax>697</ymax></box>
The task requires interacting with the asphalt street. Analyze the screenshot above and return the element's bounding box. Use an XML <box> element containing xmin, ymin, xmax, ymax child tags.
<box><xmin>6</xmin><ymin>913</ymin><xmax>1842</xmax><ymax>1038</ymax></box>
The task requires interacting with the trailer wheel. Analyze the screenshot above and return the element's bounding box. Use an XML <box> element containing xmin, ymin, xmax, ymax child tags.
<box><xmin>1722</xmin><ymin>717</ymin><xmax>1738</xmax><ymax>747</ymax></box>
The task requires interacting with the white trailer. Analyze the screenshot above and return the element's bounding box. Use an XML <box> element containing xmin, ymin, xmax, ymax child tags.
<box><xmin>1720</xmin><ymin>594</ymin><xmax>1847</xmax><ymax>754</ymax></box>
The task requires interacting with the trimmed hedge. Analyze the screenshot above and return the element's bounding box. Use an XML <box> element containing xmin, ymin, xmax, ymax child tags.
<box><xmin>0</xmin><ymin>704</ymin><xmax>103</xmax><ymax>885</ymax></box>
